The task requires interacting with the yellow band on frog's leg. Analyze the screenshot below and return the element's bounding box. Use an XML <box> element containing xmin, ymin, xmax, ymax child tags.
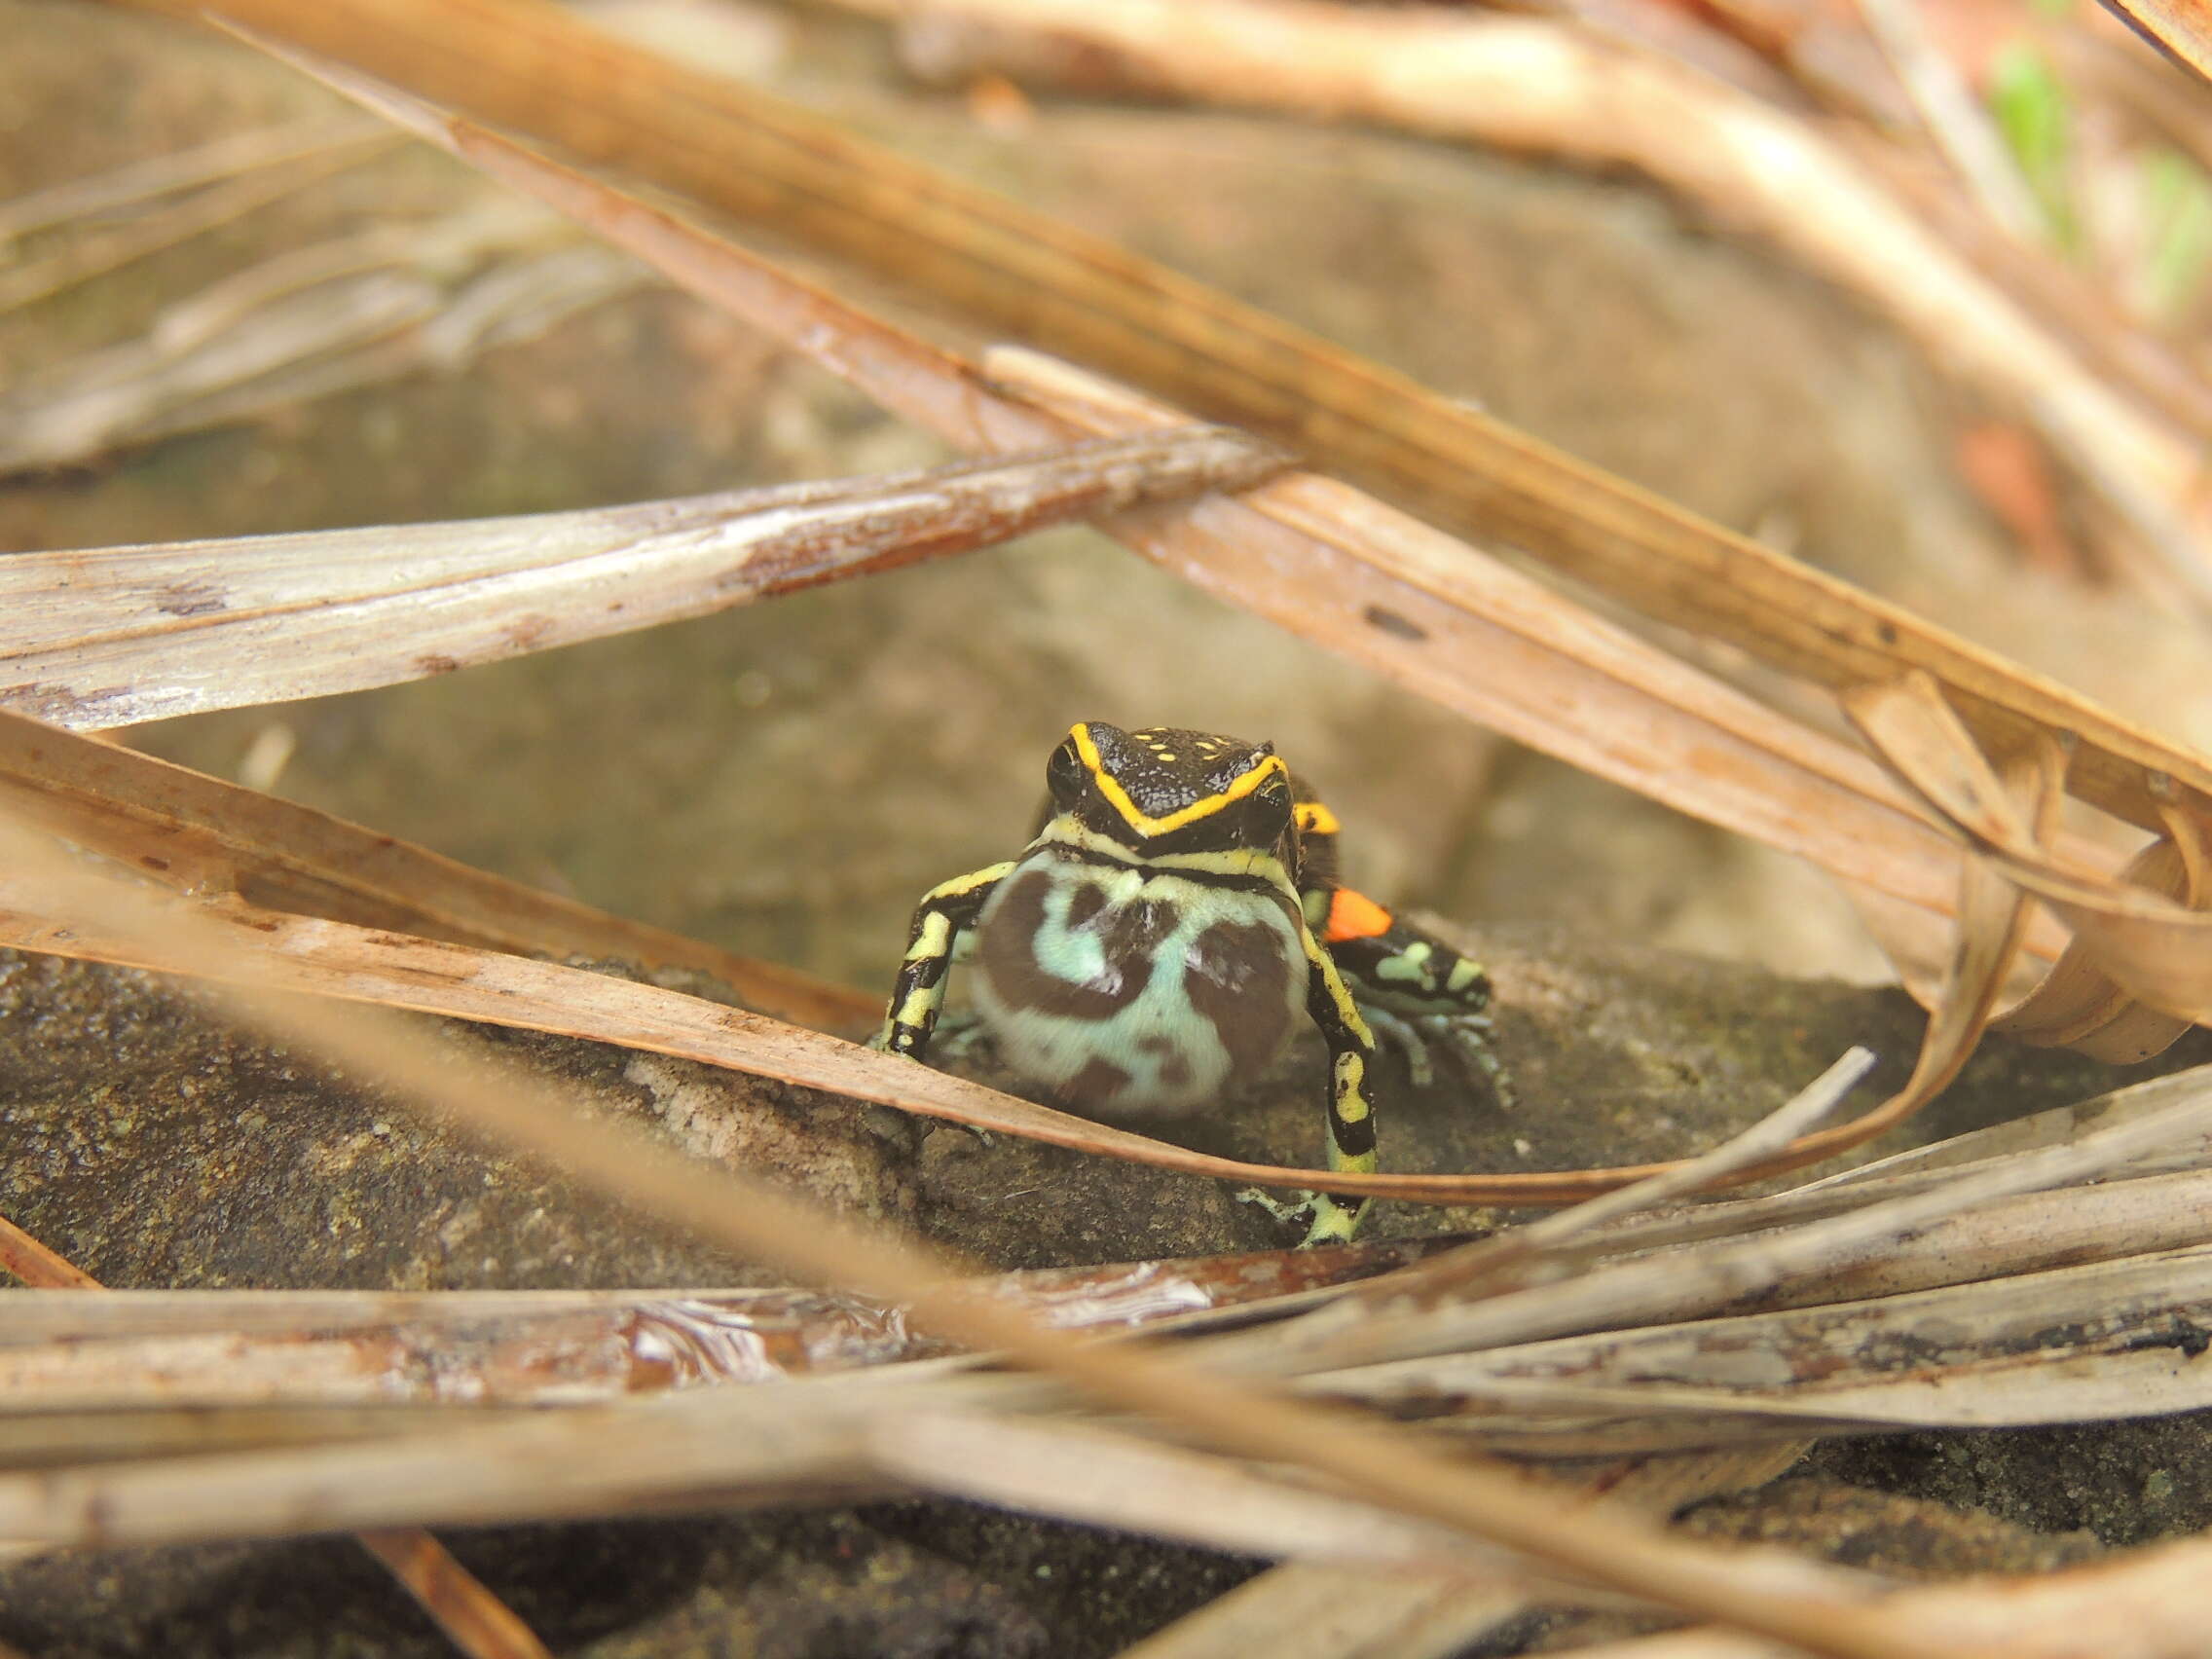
<box><xmin>1293</xmin><ymin>922</ymin><xmax>1380</xmax><ymax>1246</ymax></box>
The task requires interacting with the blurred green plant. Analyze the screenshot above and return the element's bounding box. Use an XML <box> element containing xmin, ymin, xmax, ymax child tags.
<box><xmin>1988</xmin><ymin>40</ymin><xmax>2075</xmax><ymax>249</ymax></box>
<box><xmin>2141</xmin><ymin>147</ymin><xmax>2212</xmax><ymax>321</ymax></box>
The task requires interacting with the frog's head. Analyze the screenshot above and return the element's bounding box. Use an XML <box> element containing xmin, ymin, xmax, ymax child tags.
<box><xmin>1048</xmin><ymin>721</ymin><xmax>1292</xmax><ymax>854</ymax></box>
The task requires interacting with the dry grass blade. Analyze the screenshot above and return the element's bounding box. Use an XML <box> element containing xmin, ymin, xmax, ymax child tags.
<box><xmin>1209</xmin><ymin>1062</ymin><xmax>2212</xmax><ymax>1377</ymax></box>
<box><xmin>0</xmin><ymin>113</ymin><xmax>385</xmax><ymax>241</ymax></box>
<box><xmin>0</xmin><ymin>1407</ymin><xmax>543</xmax><ymax>1475</ymax></box>
<box><xmin>1111</xmin><ymin>1446</ymin><xmax>1811</xmax><ymax>1659</ymax></box>
<box><xmin>0</xmin><ymin>1363</ymin><xmax>1639</xmax><ymax>1595</ymax></box>
<box><xmin>0</xmin><ymin>708</ymin><xmax>871</xmax><ymax>1029</ymax></box>
<box><xmin>0</xmin><ymin>815</ymin><xmax>1992</xmax><ymax>1659</ymax></box>
<box><xmin>1852</xmin><ymin>0</ymin><xmax>2044</xmax><ymax>238</ymax></box>
<box><xmin>1316</xmin><ymin>1242</ymin><xmax>2212</xmax><ymax>1451</ymax></box>
<box><xmin>1360</xmin><ymin>1048</ymin><xmax>1876</xmax><ymax>1300</ymax></box>
<box><xmin>866</xmin><ymin>1412</ymin><xmax>1531</xmax><ymax>1576</ymax></box>
<box><xmin>1579</xmin><ymin>1068</ymin><xmax>2212</xmax><ymax>1259</ymax></box>
<box><xmin>1116</xmin><ymin>1446</ymin><xmax>1816</xmax><ymax>1659</ymax></box>
<box><xmin>351</xmin><ymin>1531</ymin><xmax>555</xmax><ymax>1659</ymax></box>
<box><xmin>0</xmin><ymin>1211</ymin><xmax>555</xmax><ymax>1659</ymax></box>
<box><xmin>353</xmin><ymin>77</ymin><xmax>2212</xmax><ymax>1050</ymax></box>
<box><xmin>0</xmin><ymin>1305</ymin><xmax>1600</xmax><ymax>1593</ymax></box>
<box><xmin>22</xmin><ymin>1153</ymin><xmax>2209</xmax><ymax>1420</ymax></box>
<box><xmin>0</xmin><ymin>201</ymin><xmax>637</xmax><ymax>474</ymax></box>
<box><xmin>0</xmin><ymin>1295</ymin><xmax>921</xmax><ymax>1411</ymax></box>
<box><xmin>851</xmin><ymin>0</ymin><xmax>2207</xmax><ymax>604</ymax></box>
<box><xmin>0</xmin><ymin>128</ymin><xmax>398</xmax><ymax>313</ymax></box>
<box><xmin>1800</xmin><ymin>1064</ymin><xmax>2212</xmax><ymax>1187</ymax></box>
<box><xmin>1572</xmin><ymin>1538</ymin><xmax>2212</xmax><ymax>1658</ymax></box>
<box><xmin>2102</xmin><ymin>0</ymin><xmax>2212</xmax><ymax>85</ymax></box>
<box><xmin>0</xmin><ymin>1213</ymin><xmax>99</xmax><ymax>1290</ymax></box>
<box><xmin>985</xmin><ymin>347</ymin><xmax>2069</xmax><ymax>946</ymax></box>
<box><xmin>0</xmin><ymin>1381</ymin><xmax>894</xmax><ymax>1544</ymax></box>
<box><xmin>1404</xmin><ymin>1087</ymin><xmax>2212</xmax><ymax>1331</ymax></box>
<box><xmin>1117</xmin><ymin>1564</ymin><xmax>1530</xmax><ymax>1659</ymax></box>
<box><xmin>127</xmin><ymin>0</ymin><xmax>2212</xmax><ymax>834</ymax></box>
<box><xmin>0</xmin><ymin>1241</ymin><xmax>1441</xmax><ymax>1410</ymax></box>
<box><xmin>0</xmin><ymin>427</ymin><xmax>1283</xmax><ymax>728</ymax></box>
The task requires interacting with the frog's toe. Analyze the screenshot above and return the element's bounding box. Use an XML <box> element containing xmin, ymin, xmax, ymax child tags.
<box><xmin>1429</xmin><ymin>1014</ymin><xmax>1515</xmax><ymax>1111</ymax></box>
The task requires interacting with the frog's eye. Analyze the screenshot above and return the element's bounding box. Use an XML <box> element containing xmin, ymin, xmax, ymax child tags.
<box><xmin>1046</xmin><ymin>739</ymin><xmax>1085</xmax><ymax>804</ymax></box>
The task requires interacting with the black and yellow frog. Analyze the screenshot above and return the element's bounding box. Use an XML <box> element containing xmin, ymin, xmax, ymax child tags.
<box><xmin>879</xmin><ymin>721</ymin><xmax>1509</xmax><ymax>1243</ymax></box>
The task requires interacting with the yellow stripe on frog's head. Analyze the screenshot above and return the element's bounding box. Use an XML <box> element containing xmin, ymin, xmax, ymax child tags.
<box><xmin>1070</xmin><ymin>721</ymin><xmax>1287</xmax><ymax>839</ymax></box>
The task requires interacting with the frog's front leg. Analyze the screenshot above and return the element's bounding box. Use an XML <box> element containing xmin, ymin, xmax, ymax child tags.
<box><xmin>877</xmin><ymin>862</ymin><xmax>1016</xmax><ymax>1059</ymax></box>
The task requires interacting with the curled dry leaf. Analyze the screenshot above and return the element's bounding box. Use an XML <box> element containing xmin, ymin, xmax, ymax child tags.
<box><xmin>1847</xmin><ymin>672</ymin><xmax>2212</xmax><ymax>1045</ymax></box>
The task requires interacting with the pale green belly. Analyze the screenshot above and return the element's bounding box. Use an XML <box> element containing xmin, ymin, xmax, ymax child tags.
<box><xmin>968</xmin><ymin>852</ymin><xmax>1308</xmax><ymax>1117</ymax></box>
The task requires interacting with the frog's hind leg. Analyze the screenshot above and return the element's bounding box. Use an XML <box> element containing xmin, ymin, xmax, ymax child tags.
<box><xmin>1322</xmin><ymin>898</ymin><xmax>1517</xmax><ymax>1113</ymax></box>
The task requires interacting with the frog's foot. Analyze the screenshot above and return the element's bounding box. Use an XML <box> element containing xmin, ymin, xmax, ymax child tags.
<box><xmin>1430</xmin><ymin>1012</ymin><xmax>1516</xmax><ymax>1112</ymax></box>
<box><xmin>1366</xmin><ymin>1007</ymin><xmax>1516</xmax><ymax>1112</ymax></box>
<box><xmin>1235</xmin><ymin>1187</ymin><xmax>1368</xmax><ymax>1247</ymax></box>
<box><xmin>1359</xmin><ymin>1005</ymin><xmax>1436</xmax><ymax>1088</ymax></box>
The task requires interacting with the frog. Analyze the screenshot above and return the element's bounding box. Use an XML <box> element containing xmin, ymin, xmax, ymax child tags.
<box><xmin>877</xmin><ymin>721</ymin><xmax>1509</xmax><ymax>1244</ymax></box>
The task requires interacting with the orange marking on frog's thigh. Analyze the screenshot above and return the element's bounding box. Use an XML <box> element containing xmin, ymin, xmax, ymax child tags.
<box><xmin>1323</xmin><ymin>888</ymin><xmax>1393</xmax><ymax>944</ymax></box>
